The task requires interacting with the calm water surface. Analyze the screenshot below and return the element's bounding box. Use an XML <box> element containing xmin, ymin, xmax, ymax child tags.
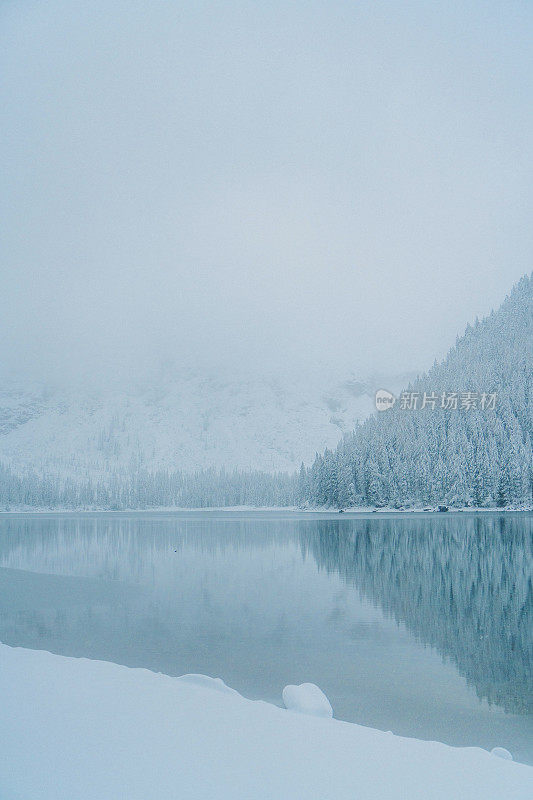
<box><xmin>0</xmin><ymin>511</ymin><xmax>531</xmax><ymax>763</ymax></box>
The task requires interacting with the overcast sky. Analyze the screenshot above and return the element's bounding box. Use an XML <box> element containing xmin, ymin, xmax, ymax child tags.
<box><xmin>1</xmin><ymin>0</ymin><xmax>532</xmax><ymax>386</ymax></box>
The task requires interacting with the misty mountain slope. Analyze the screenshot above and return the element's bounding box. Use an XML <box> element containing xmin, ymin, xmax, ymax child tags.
<box><xmin>304</xmin><ymin>275</ymin><xmax>533</xmax><ymax>507</ymax></box>
<box><xmin>0</xmin><ymin>370</ymin><xmax>409</xmax><ymax>479</ymax></box>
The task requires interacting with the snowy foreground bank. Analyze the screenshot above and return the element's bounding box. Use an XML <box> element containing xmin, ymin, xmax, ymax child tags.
<box><xmin>1</xmin><ymin>645</ymin><xmax>532</xmax><ymax>800</ymax></box>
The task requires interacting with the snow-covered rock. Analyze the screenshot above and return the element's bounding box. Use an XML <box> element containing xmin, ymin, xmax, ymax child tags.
<box><xmin>491</xmin><ymin>747</ymin><xmax>513</xmax><ymax>761</ymax></box>
<box><xmin>282</xmin><ymin>682</ymin><xmax>333</xmax><ymax>718</ymax></box>
<box><xmin>177</xmin><ymin>674</ymin><xmax>240</xmax><ymax>696</ymax></box>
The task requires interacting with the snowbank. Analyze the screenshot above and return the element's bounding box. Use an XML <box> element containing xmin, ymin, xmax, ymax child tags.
<box><xmin>0</xmin><ymin>645</ymin><xmax>531</xmax><ymax>800</ymax></box>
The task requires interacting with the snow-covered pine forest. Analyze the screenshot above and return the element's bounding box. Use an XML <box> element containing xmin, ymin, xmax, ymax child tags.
<box><xmin>0</xmin><ymin>463</ymin><xmax>297</xmax><ymax>510</ymax></box>
<box><xmin>0</xmin><ymin>275</ymin><xmax>531</xmax><ymax>510</ymax></box>
<box><xmin>301</xmin><ymin>275</ymin><xmax>533</xmax><ymax>509</ymax></box>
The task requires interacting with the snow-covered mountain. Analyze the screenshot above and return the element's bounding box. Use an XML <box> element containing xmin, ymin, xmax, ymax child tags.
<box><xmin>0</xmin><ymin>367</ymin><xmax>412</xmax><ymax>479</ymax></box>
<box><xmin>303</xmin><ymin>275</ymin><xmax>533</xmax><ymax>508</ymax></box>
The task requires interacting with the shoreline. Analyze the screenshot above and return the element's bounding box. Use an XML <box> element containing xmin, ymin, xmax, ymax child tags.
<box><xmin>0</xmin><ymin>505</ymin><xmax>531</xmax><ymax>515</ymax></box>
<box><xmin>1</xmin><ymin>643</ymin><xmax>531</xmax><ymax>799</ymax></box>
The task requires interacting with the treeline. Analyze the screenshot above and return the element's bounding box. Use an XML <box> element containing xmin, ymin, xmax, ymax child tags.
<box><xmin>300</xmin><ymin>275</ymin><xmax>533</xmax><ymax>508</ymax></box>
<box><xmin>0</xmin><ymin>462</ymin><xmax>298</xmax><ymax>510</ymax></box>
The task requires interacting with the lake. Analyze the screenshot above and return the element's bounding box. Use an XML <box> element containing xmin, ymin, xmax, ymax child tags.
<box><xmin>0</xmin><ymin>511</ymin><xmax>531</xmax><ymax>763</ymax></box>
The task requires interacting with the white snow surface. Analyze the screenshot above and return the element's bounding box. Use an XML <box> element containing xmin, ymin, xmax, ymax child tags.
<box><xmin>1</xmin><ymin>645</ymin><xmax>531</xmax><ymax>800</ymax></box>
<box><xmin>282</xmin><ymin>682</ymin><xmax>333</xmax><ymax>718</ymax></box>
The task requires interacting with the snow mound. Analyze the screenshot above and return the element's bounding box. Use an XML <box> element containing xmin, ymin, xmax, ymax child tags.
<box><xmin>491</xmin><ymin>747</ymin><xmax>513</xmax><ymax>761</ymax></box>
<box><xmin>282</xmin><ymin>682</ymin><xmax>333</xmax><ymax>718</ymax></box>
<box><xmin>177</xmin><ymin>674</ymin><xmax>240</xmax><ymax>696</ymax></box>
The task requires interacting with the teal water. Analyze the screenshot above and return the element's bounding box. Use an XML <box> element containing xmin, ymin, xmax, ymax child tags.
<box><xmin>0</xmin><ymin>511</ymin><xmax>531</xmax><ymax>763</ymax></box>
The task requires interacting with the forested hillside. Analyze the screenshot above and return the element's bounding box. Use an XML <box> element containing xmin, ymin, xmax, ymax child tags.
<box><xmin>1</xmin><ymin>277</ymin><xmax>531</xmax><ymax>510</ymax></box>
<box><xmin>301</xmin><ymin>275</ymin><xmax>532</xmax><ymax>508</ymax></box>
<box><xmin>0</xmin><ymin>368</ymin><xmax>383</xmax><ymax>477</ymax></box>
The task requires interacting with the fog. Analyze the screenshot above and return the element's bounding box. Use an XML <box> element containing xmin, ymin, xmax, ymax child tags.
<box><xmin>1</xmin><ymin>0</ymin><xmax>532</xmax><ymax>387</ymax></box>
